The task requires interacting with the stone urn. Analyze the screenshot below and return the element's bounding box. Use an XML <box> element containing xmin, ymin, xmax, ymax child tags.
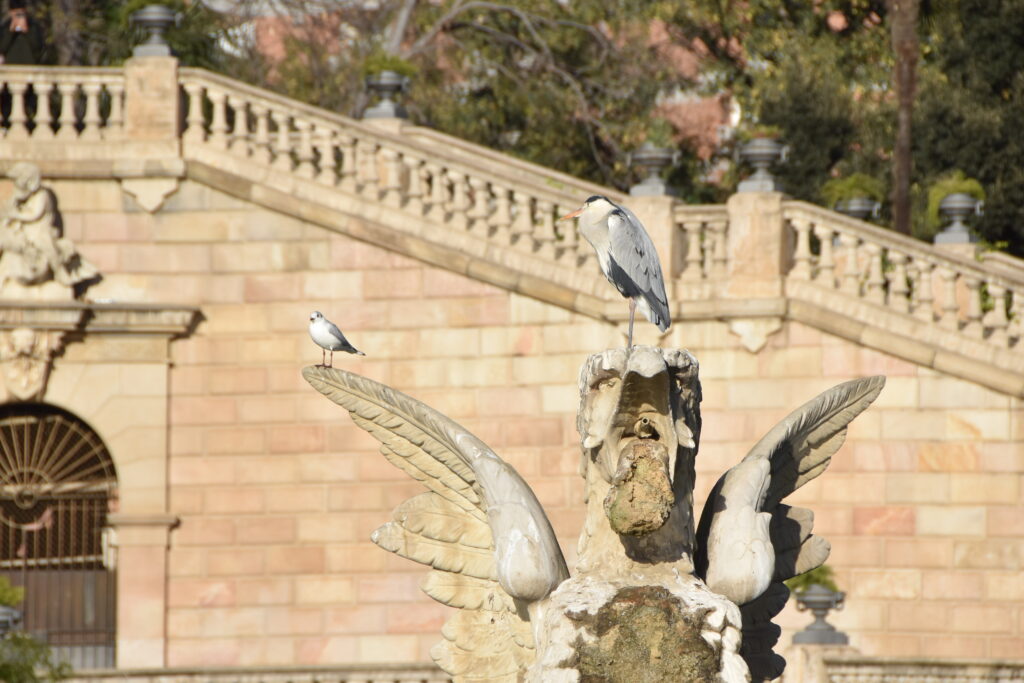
<box><xmin>835</xmin><ymin>197</ymin><xmax>880</xmax><ymax>221</ymax></box>
<box><xmin>628</xmin><ymin>141</ymin><xmax>679</xmax><ymax>196</ymax></box>
<box><xmin>792</xmin><ymin>584</ymin><xmax>848</xmax><ymax>645</ymax></box>
<box><xmin>738</xmin><ymin>137</ymin><xmax>786</xmax><ymax>192</ymax></box>
<box><xmin>131</xmin><ymin>4</ymin><xmax>175</xmax><ymax>57</ymax></box>
<box><xmin>935</xmin><ymin>192</ymin><xmax>982</xmax><ymax>244</ymax></box>
<box><xmin>363</xmin><ymin>70</ymin><xmax>408</xmax><ymax>119</ymax></box>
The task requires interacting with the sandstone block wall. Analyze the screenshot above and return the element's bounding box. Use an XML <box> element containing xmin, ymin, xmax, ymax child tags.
<box><xmin>19</xmin><ymin>177</ymin><xmax>1024</xmax><ymax>666</ymax></box>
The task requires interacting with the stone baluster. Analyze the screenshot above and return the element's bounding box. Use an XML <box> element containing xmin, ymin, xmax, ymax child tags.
<box><xmin>864</xmin><ymin>243</ymin><xmax>886</xmax><ymax>305</ymax></box>
<box><xmin>79</xmin><ymin>82</ymin><xmax>102</xmax><ymax>141</ymax></box>
<box><xmin>887</xmin><ymin>250</ymin><xmax>911</xmax><ymax>313</ymax></box>
<box><xmin>985</xmin><ymin>282</ymin><xmax>1010</xmax><ymax>347</ymax></box>
<box><xmin>466</xmin><ymin>177</ymin><xmax>491</xmax><ymax>235</ymax></box>
<box><xmin>250</xmin><ymin>103</ymin><xmax>271</xmax><ymax>164</ymax></box>
<box><xmin>226</xmin><ymin>94</ymin><xmax>248</xmax><ymax>153</ymax></box>
<box><xmin>912</xmin><ymin>259</ymin><xmax>935</xmax><ymax>322</ymax></box>
<box><xmin>183</xmin><ymin>82</ymin><xmax>205</xmax><ymax>142</ymax></box>
<box><xmin>294</xmin><ymin>118</ymin><xmax>315</xmax><ymax>178</ymax></box>
<box><xmin>105</xmin><ymin>80</ymin><xmax>124</xmax><ymax>140</ymax></box>
<box><xmin>424</xmin><ymin>163</ymin><xmax>447</xmax><ymax>221</ymax></box>
<box><xmin>380</xmin><ymin>147</ymin><xmax>404</xmax><ymax>207</ymax></box>
<box><xmin>790</xmin><ymin>218</ymin><xmax>813</xmax><ymax>280</ymax></box>
<box><xmin>358</xmin><ymin>140</ymin><xmax>379</xmax><ymax>198</ymax></box>
<box><xmin>315</xmin><ymin>125</ymin><xmax>336</xmax><ymax>185</ymax></box>
<box><xmin>56</xmin><ymin>82</ymin><xmax>78</xmax><ymax>140</ymax></box>
<box><xmin>679</xmin><ymin>221</ymin><xmax>704</xmax><ymax>282</ymax></box>
<box><xmin>838</xmin><ymin>233</ymin><xmax>861</xmax><ymax>296</ymax></box>
<box><xmin>447</xmin><ymin>171</ymin><xmax>471</xmax><ymax>229</ymax></box>
<box><xmin>702</xmin><ymin>223</ymin><xmax>714</xmax><ymax>277</ymax></box>
<box><xmin>511</xmin><ymin>191</ymin><xmax>534</xmax><ymax>249</ymax></box>
<box><xmin>338</xmin><ymin>134</ymin><xmax>357</xmax><ymax>192</ymax></box>
<box><xmin>208</xmin><ymin>89</ymin><xmax>228</xmax><ymax>148</ymax></box>
<box><xmin>711</xmin><ymin>220</ymin><xmax>728</xmax><ymax>279</ymax></box>
<box><xmin>489</xmin><ymin>184</ymin><xmax>512</xmax><ymax>244</ymax></box>
<box><xmin>32</xmin><ymin>80</ymin><xmax>54</xmax><ymax>140</ymax></box>
<box><xmin>272</xmin><ymin>110</ymin><xmax>292</xmax><ymax>171</ymax></box>
<box><xmin>535</xmin><ymin>200</ymin><xmax>557</xmax><ymax>258</ymax></box>
<box><xmin>961</xmin><ymin>275</ymin><xmax>984</xmax><ymax>338</ymax></box>
<box><xmin>7</xmin><ymin>80</ymin><xmax>29</xmax><ymax>139</ymax></box>
<box><xmin>812</xmin><ymin>224</ymin><xmax>836</xmax><ymax>288</ymax></box>
<box><xmin>1006</xmin><ymin>289</ymin><xmax>1023</xmax><ymax>341</ymax></box>
<box><xmin>557</xmin><ymin>203</ymin><xmax>579</xmax><ymax>265</ymax></box>
<box><xmin>938</xmin><ymin>267</ymin><xmax>960</xmax><ymax>331</ymax></box>
<box><xmin>404</xmin><ymin>156</ymin><xmax>425</xmax><ymax>214</ymax></box>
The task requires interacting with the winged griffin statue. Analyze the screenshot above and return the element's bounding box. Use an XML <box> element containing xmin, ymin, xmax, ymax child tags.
<box><xmin>304</xmin><ymin>346</ymin><xmax>884</xmax><ymax>682</ymax></box>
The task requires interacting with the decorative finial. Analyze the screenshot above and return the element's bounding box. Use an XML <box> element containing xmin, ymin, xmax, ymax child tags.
<box><xmin>131</xmin><ymin>4</ymin><xmax>176</xmax><ymax>57</ymax></box>
<box><xmin>363</xmin><ymin>70</ymin><xmax>408</xmax><ymax>119</ymax></box>
<box><xmin>792</xmin><ymin>584</ymin><xmax>849</xmax><ymax>645</ymax></box>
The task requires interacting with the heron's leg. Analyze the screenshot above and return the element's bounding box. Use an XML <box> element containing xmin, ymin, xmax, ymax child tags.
<box><xmin>329</xmin><ymin>350</ymin><xmax>334</xmax><ymax>368</ymax></box>
<box><xmin>627</xmin><ymin>298</ymin><xmax>636</xmax><ymax>348</ymax></box>
<box><xmin>321</xmin><ymin>348</ymin><xmax>326</xmax><ymax>367</ymax></box>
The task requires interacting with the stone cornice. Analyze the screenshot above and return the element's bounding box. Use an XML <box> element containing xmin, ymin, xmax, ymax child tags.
<box><xmin>0</xmin><ymin>301</ymin><xmax>201</xmax><ymax>337</ymax></box>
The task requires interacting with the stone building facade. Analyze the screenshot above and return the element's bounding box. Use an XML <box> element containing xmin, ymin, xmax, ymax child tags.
<box><xmin>0</xmin><ymin>56</ymin><xmax>1020</xmax><ymax>676</ymax></box>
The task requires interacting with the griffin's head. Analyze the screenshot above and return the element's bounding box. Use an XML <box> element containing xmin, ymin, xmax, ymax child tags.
<box><xmin>576</xmin><ymin>347</ymin><xmax>701</xmax><ymax>537</ymax></box>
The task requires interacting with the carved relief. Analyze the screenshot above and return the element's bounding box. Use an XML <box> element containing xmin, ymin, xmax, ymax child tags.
<box><xmin>0</xmin><ymin>327</ymin><xmax>65</xmax><ymax>400</ymax></box>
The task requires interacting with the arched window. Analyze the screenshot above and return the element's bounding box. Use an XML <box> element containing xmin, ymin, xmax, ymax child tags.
<box><xmin>0</xmin><ymin>403</ymin><xmax>117</xmax><ymax>669</ymax></box>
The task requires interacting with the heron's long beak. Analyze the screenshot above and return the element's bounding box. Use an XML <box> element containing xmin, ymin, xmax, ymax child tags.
<box><xmin>558</xmin><ymin>207</ymin><xmax>583</xmax><ymax>221</ymax></box>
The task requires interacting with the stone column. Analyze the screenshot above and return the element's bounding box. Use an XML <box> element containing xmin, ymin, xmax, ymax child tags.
<box><xmin>724</xmin><ymin>191</ymin><xmax>787</xmax><ymax>299</ymax></box>
<box><xmin>124</xmin><ymin>56</ymin><xmax>180</xmax><ymax>156</ymax></box>
<box><xmin>106</xmin><ymin>514</ymin><xmax>178</xmax><ymax>668</ymax></box>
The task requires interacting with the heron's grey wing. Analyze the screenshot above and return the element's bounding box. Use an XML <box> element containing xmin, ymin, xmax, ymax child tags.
<box><xmin>695</xmin><ymin>376</ymin><xmax>884</xmax><ymax>680</ymax></box>
<box><xmin>606</xmin><ymin>207</ymin><xmax>671</xmax><ymax>331</ymax></box>
<box><xmin>303</xmin><ymin>366</ymin><xmax>568</xmax><ymax>680</ymax></box>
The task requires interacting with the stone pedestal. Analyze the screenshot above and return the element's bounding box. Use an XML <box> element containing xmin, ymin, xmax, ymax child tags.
<box><xmin>124</xmin><ymin>57</ymin><xmax>180</xmax><ymax>157</ymax></box>
<box><xmin>724</xmin><ymin>191</ymin><xmax>787</xmax><ymax>299</ymax></box>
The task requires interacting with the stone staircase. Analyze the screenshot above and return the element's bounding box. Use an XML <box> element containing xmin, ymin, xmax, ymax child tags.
<box><xmin>0</xmin><ymin>58</ymin><xmax>1021</xmax><ymax>397</ymax></box>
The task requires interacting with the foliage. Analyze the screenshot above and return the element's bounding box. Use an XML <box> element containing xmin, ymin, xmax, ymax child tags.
<box><xmin>924</xmin><ymin>170</ymin><xmax>985</xmax><ymax>234</ymax></box>
<box><xmin>362</xmin><ymin>52</ymin><xmax>418</xmax><ymax>77</ymax></box>
<box><xmin>821</xmin><ymin>173</ymin><xmax>886</xmax><ymax>207</ymax></box>
<box><xmin>785</xmin><ymin>564</ymin><xmax>839</xmax><ymax>595</ymax></box>
<box><xmin>0</xmin><ymin>577</ymin><xmax>68</xmax><ymax>683</ymax></box>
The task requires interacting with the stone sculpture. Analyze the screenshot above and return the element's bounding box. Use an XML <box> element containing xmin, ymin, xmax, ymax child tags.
<box><xmin>304</xmin><ymin>346</ymin><xmax>884</xmax><ymax>682</ymax></box>
<box><xmin>0</xmin><ymin>162</ymin><xmax>97</xmax><ymax>298</ymax></box>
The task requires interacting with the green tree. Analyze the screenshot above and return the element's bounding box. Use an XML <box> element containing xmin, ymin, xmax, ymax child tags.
<box><xmin>0</xmin><ymin>577</ymin><xmax>69</xmax><ymax>683</ymax></box>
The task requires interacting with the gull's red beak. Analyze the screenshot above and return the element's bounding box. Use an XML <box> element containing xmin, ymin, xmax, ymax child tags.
<box><xmin>558</xmin><ymin>207</ymin><xmax>584</xmax><ymax>221</ymax></box>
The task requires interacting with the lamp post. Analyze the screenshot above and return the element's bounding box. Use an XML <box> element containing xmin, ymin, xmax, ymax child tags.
<box><xmin>792</xmin><ymin>584</ymin><xmax>848</xmax><ymax>645</ymax></box>
<box><xmin>131</xmin><ymin>4</ymin><xmax>176</xmax><ymax>57</ymax></box>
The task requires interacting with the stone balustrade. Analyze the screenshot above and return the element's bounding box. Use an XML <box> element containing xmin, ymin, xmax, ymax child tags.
<box><xmin>674</xmin><ymin>204</ymin><xmax>731</xmax><ymax>291</ymax></box>
<box><xmin>0</xmin><ymin>66</ymin><xmax>124</xmax><ymax>141</ymax></box>
<box><xmin>822</xmin><ymin>654</ymin><xmax>1024</xmax><ymax>682</ymax></box>
<box><xmin>178</xmin><ymin>68</ymin><xmax>607</xmax><ymax>270</ymax></box>
<box><xmin>783</xmin><ymin>201</ymin><xmax>1023</xmax><ymax>350</ymax></box>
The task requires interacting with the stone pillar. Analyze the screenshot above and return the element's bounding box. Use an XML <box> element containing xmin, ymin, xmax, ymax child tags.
<box><xmin>106</xmin><ymin>514</ymin><xmax>178</xmax><ymax>668</ymax></box>
<box><xmin>626</xmin><ymin>195</ymin><xmax>681</xmax><ymax>282</ymax></box>
<box><xmin>124</xmin><ymin>56</ymin><xmax>180</xmax><ymax>156</ymax></box>
<box><xmin>724</xmin><ymin>191</ymin><xmax>787</xmax><ymax>299</ymax></box>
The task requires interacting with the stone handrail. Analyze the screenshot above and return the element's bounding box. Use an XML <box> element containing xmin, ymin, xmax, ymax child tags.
<box><xmin>783</xmin><ymin>201</ymin><xmax>1022</xmax><ymax>349</ymax></box>
<box><xmin>0</xmin><ymin>65</ymin><xmax>124</xmax><ymax>141</ymax></box>
<box><xmin>178</xmin><ymin>67</ymin><xmax>607</xmax><ymax>270</ymax></box>
<box><xmin>822</xmin><ymin>654</ymin><xmax>1024</xmax><ymax>682</ymax></box>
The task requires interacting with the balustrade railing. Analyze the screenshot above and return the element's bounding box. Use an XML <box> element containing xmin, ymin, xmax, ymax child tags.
<box><xmin>784</xmin><ymin>201</ymin><xmax>1023</xmax><ymax>349</ymax></box>
<box><xmin>179</xmin><ymin>69</ymin><xmax>602</xmax><ymax>269</ymax></box>
<box><xmin>674</xmin><ymin>205</ymin><xmax>730</xmax><ymax>284</ymax></box>
<box><xmin>0</xmin><ymin>67</ymin><xmax>124</xmax><ymax>141</ymax></box>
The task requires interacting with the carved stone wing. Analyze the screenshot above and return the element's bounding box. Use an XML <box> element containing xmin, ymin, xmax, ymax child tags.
<box><xmin>694</xmin><ymin>375</ymin><xmax>885</xmax><ymax>681</ymax></box>
<box><xmin>303</xmin><ymin>366</ymin><xmax>569</xmax><ymax>681</ymax></box>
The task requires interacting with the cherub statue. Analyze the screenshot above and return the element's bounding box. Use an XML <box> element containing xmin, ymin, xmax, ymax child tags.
<box><xmin>304</xmin><ymin>347</ymin><xmax>883</xmax><ymax>682</ymax></box>
<box><xmin>0</xmin><ymin>162</ymin><xmax>97</xmax><ymax>292</ymax></box>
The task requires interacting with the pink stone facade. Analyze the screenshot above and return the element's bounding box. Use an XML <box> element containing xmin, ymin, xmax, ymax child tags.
<box><xmin>9</xmin><ymin>175</ymin><xmax>1023</xmax><ymax>668</ymax></box>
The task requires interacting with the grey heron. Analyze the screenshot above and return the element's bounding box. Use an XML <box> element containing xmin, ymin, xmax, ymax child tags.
<box><xmin>309</xmin><ymin>311</ymin><xmax>365</xmax><ymax>366</ymax></box>
<box><xmin>560</xmin><ymin>195</ymin><xmax>671</xmax><ymax>347</ymax></box>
